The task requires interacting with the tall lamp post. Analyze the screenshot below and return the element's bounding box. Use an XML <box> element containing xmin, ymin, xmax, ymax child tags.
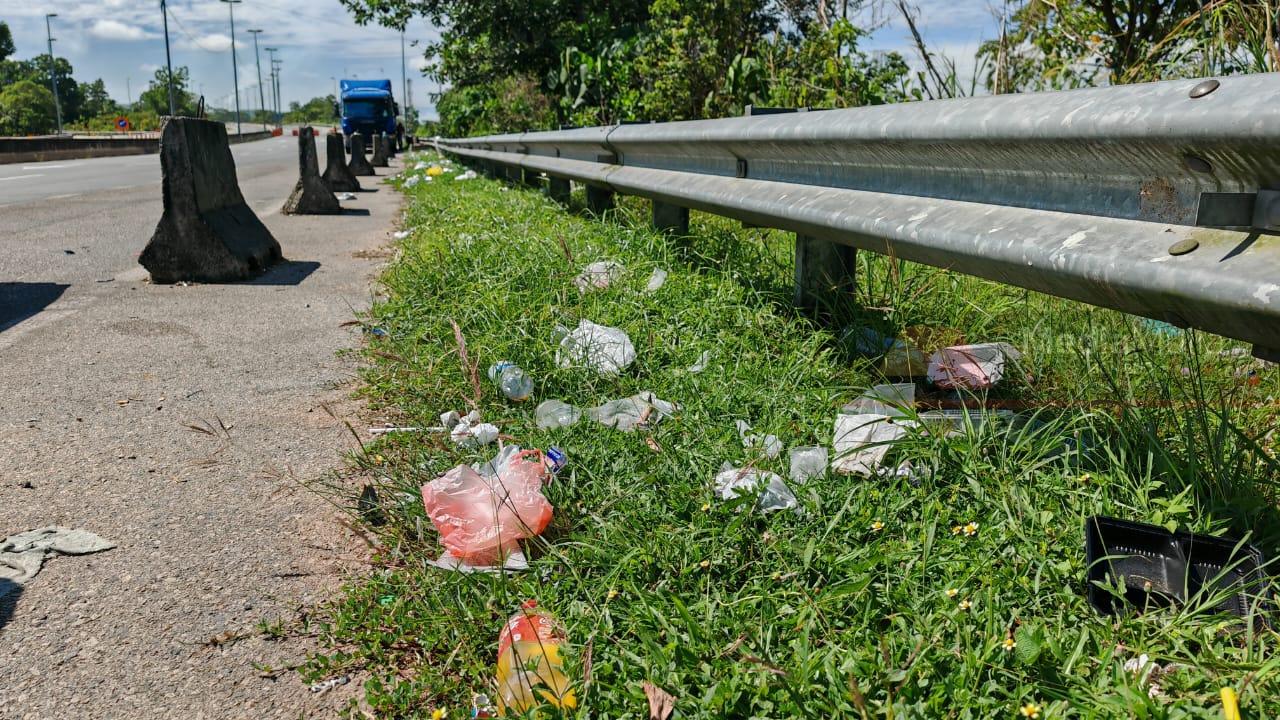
<box><xmin>160</xmin><ymin>0</ymin><xmax>176</xmax><ymax>115</ymax></box>
<box><xmin>219</xmin><ymin>0</ymin><xmax>243</xmax><ymax>135</ymax></box>
<box><xmin>247</xmin><ymin>29</ymin><xmax>266</xmax><ymax>128</ymax></box>
<box><xmin>44</xmin><ymin>14</ymin><xmax>62</xmax><ymax>134</ymax></box>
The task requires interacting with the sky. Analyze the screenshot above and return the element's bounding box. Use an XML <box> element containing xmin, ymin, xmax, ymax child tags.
<box><xmin>2</xmin><ymin>0</ymin><xmax>999</xmax><ymax>121</ymax></box>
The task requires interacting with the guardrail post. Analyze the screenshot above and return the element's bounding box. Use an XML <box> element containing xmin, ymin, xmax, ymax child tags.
<box><xmin>794</xmin><ymin>234</ymin><xmax>857</xmax><ymax>311</ymax></box>
<box><xmin>586</xmin><ymin>185</ymin><xmax>615</xmax><ymax>214</ymax></box>
<box><xmin>547</xmin><ymin>176</ymin><xmax>571</xmax><ymax>203</ymax></box>
<box><xmin>521</xmin><ymin>168</ymin><xmax>542</xmax><ymax>189</ymax></box>
<box><xmin>652</xmin><ymin>201</ymin><xmax>689</xmax><ymax>235</ymax></box>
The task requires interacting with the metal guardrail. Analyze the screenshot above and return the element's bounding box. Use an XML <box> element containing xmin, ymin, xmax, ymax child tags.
<box><xmin>438</xmin><ymin>74</ymin><xmax>1280</xmax><ymax>358</ymax></box>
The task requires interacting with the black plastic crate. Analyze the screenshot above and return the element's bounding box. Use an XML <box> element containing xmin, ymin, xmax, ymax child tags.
<box><xmin>1084</xmin><ymin>516</ymin><xmax>1271</xmax><ymax>620</ymax></box>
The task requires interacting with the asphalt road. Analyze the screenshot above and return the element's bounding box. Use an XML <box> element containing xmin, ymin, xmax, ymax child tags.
<box><xmin>0</xmin><ymin>132</ymin><xmax>402</xmax><ymax>717</ymax></box>
<box><xmin>0</xmin><ymin>134</ymin><xmax>295</xmax><ymax>208</ymax></box>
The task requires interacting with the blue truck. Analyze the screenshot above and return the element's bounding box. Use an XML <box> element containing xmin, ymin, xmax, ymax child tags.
<box><xmin>339</xmin><ymin>79</ymin><xmax>399</xmax><ymax>150</ymax></box>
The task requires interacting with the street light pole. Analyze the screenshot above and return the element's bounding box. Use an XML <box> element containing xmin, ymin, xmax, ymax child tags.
<box><xmin>247</xmin><ymin>29</ymin><xmax>266</xmax><ymax>128</ymax></box>
<box><xmin>44</xmin><ymin>14</ymin><xmax>62</xmax><ymax>134</ymax></box>
<box><xmin>219</xmin><ymin>0</ymin><xmax>243</xmax><ymax>135</ymax></box>
<box><xmin>160</xmin><ymin>0</ymin><xmax>176</xmax><ymax>115</ymax></box>
<box><xmin>400</xmin><ymin>31</ymin><xmax>408</xmax><ymax>126</ymax></box>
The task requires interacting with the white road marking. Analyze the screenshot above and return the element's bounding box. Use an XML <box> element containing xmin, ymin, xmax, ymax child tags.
<box><xmin>22</xmin><ymin>164</ymin><xmax>72</xmax><ymax>170</ymax></box>
<box><xmin>47</xmin><ymin>193</ymin><xmax>81</xmax><ymax>200</ymax></box>
<box><xmin>0</xmin><ymin>174</ymin><xmax>43</xmax><ymax>182</ymax></box>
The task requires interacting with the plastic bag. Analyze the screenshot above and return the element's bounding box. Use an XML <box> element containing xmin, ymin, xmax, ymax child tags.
<box><xmin>927</xmin><ymin>342</ymin><xmax>1021</xmax><ymax>390</ymax></box>
<box><xmin>587</xmin><ymin>392</ymin><xmax>676</xmax><ymax>432</ymax></box>
<box><xmin>496</xmin><ymin>601</ymin><xmax>577</xmax><ymax>713</ymax></box>
<box><xmin>421</xmin><ymin>450</ymin><xmax>553</xmax><ymax>565</ymax></box>
<box><xmin>832</xmin><ymin>413</ymin><xmax>910</xmax><ymax>476</ymax></box>
<box><xmin>714</xmin><ymin>463</ymin><xmax>799</xmax><ymax>513</ymax></box>
<box><xmin>556</xmin><ymin>320</ymin><xmax>636</xmax><ymax>375</ymax></box>
<box><xmin>573</xmin><ymin>260</ymin><xmax>623</xmax><ymax>292</ymax></box>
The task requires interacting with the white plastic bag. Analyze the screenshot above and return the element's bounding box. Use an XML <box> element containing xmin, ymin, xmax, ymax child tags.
<box><xmin>713</xmin><ymin>464</ymin><xmax>798</xmax><ymax>514</ymax></box>
<box><xmin>556</xmin><ymin>320</ymin><xmax>636</xmax><ymax>375</ymax></box>
<box><xmin>832</xmin><ymin>413</ymin><xmax>910</xmax><ymax>476</ymax></box>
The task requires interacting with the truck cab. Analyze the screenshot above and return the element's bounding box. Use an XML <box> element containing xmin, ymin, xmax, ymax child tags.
<box><xmin>340</xmin><ymin>79</ymin><xmax>398</xmax><ymax>150</ymax></box>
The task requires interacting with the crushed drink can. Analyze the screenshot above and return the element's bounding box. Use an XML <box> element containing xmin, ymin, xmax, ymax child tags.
<box><xmin>543</xmin><ymin>446</ymin><xmax>568</xmax><ymax>474</ymax></box>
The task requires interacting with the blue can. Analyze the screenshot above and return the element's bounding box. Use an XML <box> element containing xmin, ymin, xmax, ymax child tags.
<box><xmin>544</xmin><ymin>446</ymin><xmax>568</xmax><ymax>474</ymax></box>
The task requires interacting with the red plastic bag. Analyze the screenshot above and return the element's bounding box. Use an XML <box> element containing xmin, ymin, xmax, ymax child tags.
<box><xmin>421</xmin><ymin>450</ymin><xmax>553</xmax><ymax>565</ymax></box>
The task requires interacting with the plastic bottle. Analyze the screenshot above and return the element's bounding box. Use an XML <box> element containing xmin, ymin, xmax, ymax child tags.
<box><xmin>495</xmin><ymin>601</ymin><xmax>576</xmax><ymax>714</ymax></box>
<box><xmin>488</xmin><ymin>361</ymin><xmax>533</xmax><ymax>402</ymax></box>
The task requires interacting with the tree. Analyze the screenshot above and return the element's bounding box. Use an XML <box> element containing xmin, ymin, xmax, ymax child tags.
<box><xmin>283</xmin><ymin>95</ymin><xmax>341</xmax><ymax>124</ymax></box>
<box><xmin>139</xmin><ymin>66</ymin><xmax>197</xmax><ymax>117</ymax></box>
<box><xmin>0</xmin><ymin>21</ymin><xmax>15</xmax><ymax>62</ymax></box>
<box><xmin>26</xmin><ymin>54</ymin><xmax>84</xmax><ymax>122</ymax></box>
<box><xmin>0</xmin><ymin>80</ymin><xmax>58</xmax><ymax>136</ymax></box>
<box><xmin>81</xmin><ymin>79</ymin><xmax>118</xmax><ymax>119</ymax></box>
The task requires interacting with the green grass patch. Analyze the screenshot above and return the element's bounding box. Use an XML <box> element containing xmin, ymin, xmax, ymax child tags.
<box><xmin>309</xmin><ymin>155</ymin><xmax>1280</xmax><ymax>719</ymax></box>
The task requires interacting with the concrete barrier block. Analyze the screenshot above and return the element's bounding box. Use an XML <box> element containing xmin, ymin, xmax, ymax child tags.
<box><xmin>322</xmin><ymin>133</ymin><xmax>361</xmax><ymax>192</ymax></box>
<box><xmin>284</xmin><ymin>127</ymin><xmax>341</xmax><ymax>215</ymax></box>
<box><xmin>139</xmin><ymin>117</ymin><xmax>281</xmax><ymax>283</ymax></box>
<box><xmin>371</xmin><ymin>134</ymin><xmax>389</xmax><ymax>168</ymax></box>
<box><xmin>348</xmin><ymin>132</ymin><xmax>375</xmax><ymax>176</ymax></box>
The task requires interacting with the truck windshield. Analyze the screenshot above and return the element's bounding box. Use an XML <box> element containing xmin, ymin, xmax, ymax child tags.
<box><xmin>344</xmin><ymin>99</ymin><xmax>389</xmax><ymax>121</ymax></box>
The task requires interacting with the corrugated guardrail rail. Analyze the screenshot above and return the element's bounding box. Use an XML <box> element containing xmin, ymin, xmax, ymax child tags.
<box><xmin>439</xmin><ymin>74</ymin><xmax>1280</xmax><ymax>358</ymax></box>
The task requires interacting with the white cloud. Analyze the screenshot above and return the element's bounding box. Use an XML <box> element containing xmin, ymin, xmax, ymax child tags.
<box><xmin>90</xmin><ymin>19</ymin><xmax>152</xmax><ymax>41</ymax></box>
<box><xmin>140</xmin><ymin>63</ymin><xmax>160</xmax><ymax>73</ymax></box>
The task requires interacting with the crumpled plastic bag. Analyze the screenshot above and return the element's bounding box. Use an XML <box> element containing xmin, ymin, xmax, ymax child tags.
<box><xmin>788</xmin><ymin>446</ymin><xmax>828</xmax><ymax>484</ymax></box>
<box><xmin>556</xmin><ymin>320</ymin><xmax>636</xmax><ymax>375</ymax></box>
<box><xmin>713</xmin><ymin>464</ymin><xmax>799</xmax><ymax>513</ymax></box>
<box><xmin>1</xmin><ymin>527</ymin><xmax>115</xmax><ymax>595</ymax></box>
<box><xmin>573</xmin><ymin>261</ymin><xmax>623</xmax><ymax>292</ymax></box>
<box><xmin>927</xmin><ymin>342</ymin><xmax>1021</xmax><ymax>390</ymax></box>
<box><xmin>832</xmin><ymin>413</ymin><xmax>911</xmax><ymax>476</ymax></box>
<box><xmin>443</xmin><ymin>409</ymin><xmax>499</xmax><ymax>447</ymax></box>
<box><xmin>587</xmin><ymin>391</ymin><xmax>676</xmax><ymax>432</ymax></box>
<box><xmin>645</xmin><ymin>268</ymin><xmax>668</xmax><ymax>293</ymax></box>
<box><xmin>421</xmin><ymin>450</ymin><xmax>553</xmax><ymax>565</ymax></box>
<box><xmin>736</xmin><ymin>420</ymin><xmax>782</xmax><ymax>459</ymax></box>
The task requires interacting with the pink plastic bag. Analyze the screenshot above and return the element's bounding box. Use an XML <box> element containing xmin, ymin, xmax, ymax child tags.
<box><xmin>421</xmin><ymin>450</ymin><xmax>554</xmax><ymax>566</ymax></box>
<box><xmin>927</xmin><ymin>343</ymin><xmax>1021</xmax><ymax>390</ymax></box>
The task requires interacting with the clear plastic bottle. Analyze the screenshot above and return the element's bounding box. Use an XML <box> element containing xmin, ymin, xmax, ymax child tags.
<box><xmin>488</xmin><ymin>361</ymin><xmax>533</xmax><ymax>402</ymax></box>
<box><xmin>495</xmin><ymin>601</ymin><xmax>576</xmax><ymax>713</ymax></box>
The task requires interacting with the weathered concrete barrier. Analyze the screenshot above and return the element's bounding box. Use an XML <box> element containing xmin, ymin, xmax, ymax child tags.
<box><xmin>139</xmin><ymin>118</ymin><xmax>281</xmax><ymax>283</ymax></box>
<box><xmin>371</xmin><ymin>134</ymin><xmax>389</xmax><ymax>168</ymax></box>
<box><xmin>322</xmin><ymin>132</ymin><xmax>361</xmax><ymax>192</ymax></box>
<box><xmin>348</xmin><ymin>132</ymin><xmax>374</xmax><ymax>176</ymax></box>
<box><xmin>284</xmin><ymin>127</ymin><xmax>340</xmax><ymax>215</ymax></box>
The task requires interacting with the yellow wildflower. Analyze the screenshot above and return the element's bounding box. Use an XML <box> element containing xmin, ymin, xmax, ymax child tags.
<box><xmin>959</xmin><ymin>599</ymin><xmax>973</xmax><ymax>611</ymax></box>
<box><xmin>1019</xmin><ymin>702</ymin><xmax>1041</xmax><ymax>718</ymax></box>
<box><xmin>606</xmin><ymin>588</ymin><xmax>619</xmax><ymax>601</ymax></box>
<box><xmin>945</xmin><ymin>588</ymin><xmax>959</xmax><ymax>599</ymax></box>
<box><xmin>963</xmin><ymin>522</ymin><xmax>979</xmax><ymax>537</ymax></box>
<box><xmin>1002</xmin><ymin>637</ymin><xmax>1017</xmax><ymax>652</ymax></box>
<box><xmin>699</xmin><ymin>560</ymin><xmax>710</xmax><ymax>569</ymax></box>
<box><xmin>870</xmin><ymin>520</ymin><xmax>885</xmax><ymax>532</ymax></box>
<box><xmin>431</xmin><ymin>710</ymin><xmax>447</xmax><ymax>720</ymax></box>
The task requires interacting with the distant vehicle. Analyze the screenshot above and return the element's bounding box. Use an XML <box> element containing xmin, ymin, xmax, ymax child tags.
<box><xmin>339</xmin><ymin>79</ymin><xmax>399</xmax><ymax>150</ymax></box>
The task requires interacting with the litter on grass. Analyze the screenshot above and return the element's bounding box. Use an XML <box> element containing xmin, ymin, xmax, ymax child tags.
<box><xmin>843</xmin><ymin>383</ymin><xmax>916</xmax><ymax>417</ymax></box>
<box><xmin>928</xmin><ymin>343</ymin><xmax>1022</xmax><ymax>390</ymax></box>
<box><xmin>455</xmin><ymin>170</ymin><xmax>478</xmax><ymax>181</ymax></box>
<box><xmin>881</xmin><ymin>338</ymin><xmax>928</xmax><ymax>377</ymax></box>
<box><xmin>1</xmin><ymin>527</ymin><xmax>115</xmax><ymax>597</ymax></box>
<box><xmin>788</xmin><ymin>446</ymin><xmax>828</xmax><ymax>483</ymax></box>
<box><xmin>832</xmin><ymin>413</ymin><xmax>911</xmax><ymax>476</ymax></box>
<box><xmin>645</xmin><ymin>268</ymin><xmax>668</xmax><ymax>293</ymax></box>
<box><xmin>421</xmin><ymin>449</ymin><xmax>554</xmax><ymax>566</ymax></box>
<box><xmin>573</xmin><ymin>260</ymin><xmax>623</xmax><ymax>292</ymax></box>
<box><xmin>404</xmin><ymin>176</ymin><xmax>422</xmax><ymax>189</ymax></box>
<box><xmin>428</xmin><ymin>549</ymin><xmax>530</xmax><ymax>574</ymax></box>
<box><xmin>736</xmin><ymin>420</ymin><xmax>782</xmax><ymax>459</ymax></box>
<box><xmin>444</xmin><ymin>409</ymin><xmax>499</xmax><ymax>447</ymax></box>
<box><xmin>393</xmin><ymin>230</ymin><xmax>411</xmax><ymax>240</ymax></box>
<box><xmin>535</xmin><ymin>399</ymin><xmax>581</xmax><ymax>429</ymax></box>
<box><xmin>687</xmin><ymin>350</ymin><xmax>711</xmax><ymax>374</ymax></box>
<box><xmin>335</xmin><ymin>192</ymin><xmax>356</xmax><ymax>201</ymax></box>
<box><xmin>496</xmin><ymin>601</ymin><xmax>577</xmax><ymax>713</ymax></box>
<box><xmin>309</xmin><ymin>675</ymin><xmax>350</xmax><ymax>694</ymax></box>
<box><xmin>556</xmin><ymin>320</ymin><xmax>636</xmax><ymax>375</ymax></box>
<box><xmin>587</xmin><ymin>392</ymin><xmax>677</xmax><ymax>431</ymax></box>
<box><xmin>713</xmin><ymin>463</ymin><xmax>799</xmax><ymax>514</ymax></box>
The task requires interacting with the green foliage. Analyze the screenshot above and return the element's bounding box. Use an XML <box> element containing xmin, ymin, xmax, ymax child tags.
<box><xmin>436</xmin><ymin>75</ymin><xmax>555</xmax><ymax>136</ymax></box>
<box><xmin>0</xmin><ymin>80</ymin><xmax>57</xmax><ymax>135</ymax></box>
<box><xmin>80</xmin><ymin>79</ymin><xmax>118</xmax><ymax>120</ymax></box>
<box><xmin>975</xmin><ymin>0</ymin><xmax>1273</xmax><ymax>90</ymax></box>
<box><xmin>283</xmin><ymin>95</ymin><xmax>340</xmax><ymax>124</ymax></box>
<box><xmin>0</xmin><ymin>21</ymin><xmax>14</xmax><ymax>62</ymax></box>
<box><xmin>761</xmin><ymin>20</ymin><xmax>912</xmax><ymax>109</ymax></box>
<box><xmin>139</xmin><ymin>66</ymin><xmax>198</xmax><ymax>117</ymax></box>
